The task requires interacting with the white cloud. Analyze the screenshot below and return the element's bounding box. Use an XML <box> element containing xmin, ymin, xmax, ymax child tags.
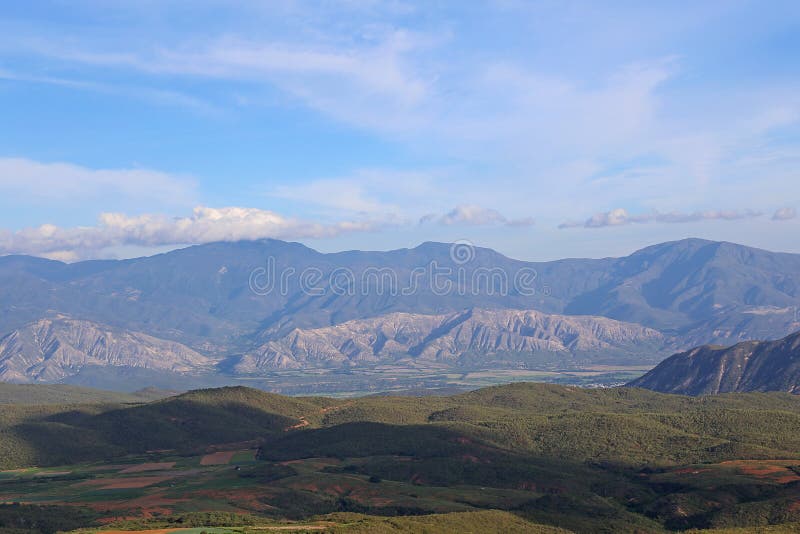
<box><xmin>773</xmin><ymin>207</ymin><xmax>797</xmax><ymax>221</ymax></box>
<box><xmin>269</xmin><ymin>168</ymin><xmax>440</xmax><ymax>217</ymax></box>
<box><xmin>32</xmin><ymin>31</ymin><xmax>431</xmax><ymax>132</ymax></box>
<box><xmin>559</xmin><ymin>208</ymin><xmax>763</xmax><ymax>229</ymax></box>
<box><xmin>439</xmin><ymin>205</ymin><xmax>507</xmax><ymax>226</ymax></box>
<box><xmin>0</xmin><ymin>206</ymin><xmax>386</xmax><ymax>260</ymax></box>
<box><xmin>421</xmin><ymin>205</ymin><xmax>535</xmax><ymax>227</ymax></box>
<box><xmin>0</xmin><ymin>157</ymin><xmax>196</xmax><ymax>206</ymax></box>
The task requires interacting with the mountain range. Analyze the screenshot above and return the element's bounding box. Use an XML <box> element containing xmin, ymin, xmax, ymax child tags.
<box><xmin>0</xmin><ymin>315</ymin><xmax>212</xmax><ymax>383</ymax></box>
<box><xmin>233</xmin><ymin>308</ymin><xmax>666</xmax><ymax>371</ymax></box>
<box><xmin>1</xmin><ymin>237</ymin><xmax>799</xmax><ymax>386</ymax></box>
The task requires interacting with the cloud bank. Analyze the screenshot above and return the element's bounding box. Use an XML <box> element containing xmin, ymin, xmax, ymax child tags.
<box><xmin>0</xmin><ymin>206</ymin><xmax>385</xmax><ymax>261</ymax></box>
<box><xmin>559</xmin><ymin>208</ymin><xmax>763</xmax><ymax>229</ymax></box>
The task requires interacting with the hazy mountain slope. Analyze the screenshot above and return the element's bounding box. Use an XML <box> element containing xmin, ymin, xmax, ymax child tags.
<box><xmin>566</xmin><ymin>239</ymin><xmax>800</xmax><ymax>340</ymax></box>
<box><xmin>628</xmin><ymin>330</ymin><xmax>800</xmax><ymax>395</ymax></box>
<box><xmin>1</xmin><ymin>238</ymin><xmax>799</xmax><ymax>370</ymax></box>
<box><xmin>0</xmin><ymin>240</ymin><xmax>570</xmax><ymax>352</ymax></box>
<box><xmin>234</xmin><ymin>308</ymin><xmax>669</xmax><ymax>371</ymax></box>
<box><xmin>0</xmin><ymin>316</ymin><xmax>213</xmax><ymax>383</ymax></box>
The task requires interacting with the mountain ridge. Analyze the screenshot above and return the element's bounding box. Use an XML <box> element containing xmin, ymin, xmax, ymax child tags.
<box><xmin>1</xmin><ymin>238</ymin><xmax>799</xmax><ymax>386</ymax></box>
<box><xmin>235</xmin><ymin>307</ymin><xmax>670</xmax><ymax>371</ymax></box>
<box><xmin>0</xmin><ymin>315</ymin><xmax>213</xmax><ymax>383</ymax></box>
<box><xmin>628</xmin><ymin>329</ymin><xmax>800</xmax><ymax>394</ymax></box>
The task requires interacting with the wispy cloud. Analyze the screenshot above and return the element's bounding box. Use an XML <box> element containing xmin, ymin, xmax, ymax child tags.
<box><xmin>421</xmin><ymin>205</ymin><xmax>535</xmax><ymax>227</ymax></box>
<box><xmin>269</xmin><ymin>168</ymin><xmax>440</xmax><ymax>217</ymax></box>
<box><xmin>0</xmin><ymin>68</ymin><xmax>220</xmax><ymax>115</ymax></box>
<box><xmin>0</xmin><ymin>157</ymin><xmax>197</xmax><ymax>206</ymax></box>
<box><xmin>0</xmin><ymin>206</ymin><xmax>386</xmax><ymax>261</ymax></box>
<box><xmin>559</xmin><ymin>208</ymin><xmax>763</xmax><ymax>229</ymax></box>
<box><xmin>773</xmin><ymin>207</ymin><xmax>797</xmax><ymax>221</ymax></box>
<box><xmin>23</xmin><ymin>31</ymin><xmax>431</xmax><ymax>131</ymax></box>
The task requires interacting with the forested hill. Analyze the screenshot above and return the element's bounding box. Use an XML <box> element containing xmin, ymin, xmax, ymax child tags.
<box><xmin>629</xmin><ymin>330</ymin><xmax>800</xmax><ymax>395</ymax></box>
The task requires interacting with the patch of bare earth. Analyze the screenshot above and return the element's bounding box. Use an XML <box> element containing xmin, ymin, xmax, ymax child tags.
<box><xmin>200</xmin><ymin>451</ymin><xmax>237</xmax><ymax>465</ymax></box>
<box><xmin>75</xmin><ymin>476</ymin><xmax>173</xmax><ymax>490</ymax></box>
<box><xmin>119</xmin><ymin>462</ymin><xmax>176</xmax><ymax>473</ymax></box>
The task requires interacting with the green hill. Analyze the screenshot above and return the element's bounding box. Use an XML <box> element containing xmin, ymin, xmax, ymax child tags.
<box><xmin>0</xmin><ymin>383</ymin><xmax>173</xmax><ymax>405</ymax></box>
<box><xmin>2</xmin><ymin>383</ymin><xmax>800</xmax><ymax>532</ymax></box>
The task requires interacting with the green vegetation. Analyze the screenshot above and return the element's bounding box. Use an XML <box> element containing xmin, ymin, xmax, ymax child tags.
<box><xmin>317</xmin><ymin>510</ymin><xmax>570</xmax><ymax>532</ymax></box>
<box><xmin>0</xmin><ymin>504</ymin><xmax>96</xmax><ymax>534</ymax></box>
<box><xmin>1</xmin><ymin>382</ymin><xmax>800</xmax><ymax>532</ymax></box>
<box><xmin>0</xmin><ymin>383</ymin><xmax>172</xmax><ymax>405</ymax></box>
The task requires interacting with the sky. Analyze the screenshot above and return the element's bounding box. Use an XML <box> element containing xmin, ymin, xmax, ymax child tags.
<box><xmin>0</xmin><ymin>0</ymin><xmax>798</xmax><ymax>262</ymax></box>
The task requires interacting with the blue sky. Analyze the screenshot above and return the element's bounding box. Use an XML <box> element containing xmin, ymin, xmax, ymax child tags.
<box><xmin>0</xmin><ymin>0</ymin><xmax>798</xmax><ymax>261</ymax></box>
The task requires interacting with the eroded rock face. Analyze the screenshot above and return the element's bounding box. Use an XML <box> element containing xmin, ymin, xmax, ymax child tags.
<box><xmin>628</xmin><ymin>330</ymin><xmax>800</xmax><ymax>395</ymax></box>
<box><xmin>0</xmin><ymin>316</ymin><xmax>212</xmax><ymax>382</ymax></box>
<box><xmin>234</xmin><ymin>308</ymin><xmax>668</xmax><ymax>371</ymax></box>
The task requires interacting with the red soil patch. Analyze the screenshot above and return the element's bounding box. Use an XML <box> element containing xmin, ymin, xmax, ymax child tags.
<box><xmin>718</xmin><ymin>460</ymin><xmax>800</xmax><ymax>484</ymax></box>
<box><xmin>200</xmin><ymin>451</ymin><xmax>237</xmax><ymax>465</ymax></box>
<box><xmin>740</xmin><ymin>465</ymin><xmax>787</xmax><ymax>477</ymax></box>
<box><xmin>119</xmin><ymin>462</ymin><xmax>175</xmax><ymax>473</ymax></box>
<box><xmin>191</xmin><ymin>488</ymin><xmax>275</xmax><ymax>512</ymax></box>
<box><xmin>88</xmin><ymin>493</ymin><xmax>188</xmax><ymax>520</ymax></box>
<box><xmin>76</xmin><ymin>475</ymin><xmax>173</xmax><ymax>490</ymax></box>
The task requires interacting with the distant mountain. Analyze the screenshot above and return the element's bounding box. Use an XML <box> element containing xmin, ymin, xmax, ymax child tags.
<box><xmin>0</xmin><ymin>316</ymin><xmax>212</xmax><ymax>383</ymax></box>
<box><xmin>628</xmin><ymin>330</ymin><xmax>800</xmax><ymax>395</ymax></box>
<box><xmin>1</xmin><ymin>238</ymin><xmax>799</xmax><ymax>385</ymax></box>
<box><xmin>233</xmin><ymin>308</ymin><xmax>669</xmax><ymax>371</ymax></box>
<box><xmin>565</xmin><ymin>239</ymin><xmax>800</xmax><ymax>342</ymax></box>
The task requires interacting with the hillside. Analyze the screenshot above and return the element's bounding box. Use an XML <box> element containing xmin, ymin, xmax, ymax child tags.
<box><xmin>0</xmin><ymin>315</ymin><xmax>213</xmax><ymax>383</ymax></box>
<box><xmin>4</xmin><ymin>383</ymin><xmax>800</xmax><ymax>469</ymax></box>
<box><xmin>3</xmin><ymin>383</ymin><xmax>800</xmax><ymax>532</ymax></box>
<box><xmin>235</xmin><ymin>308</ymin><xmax>669</xmax><ymax>370</ymax></box>
<box><xmin>629</xmin><ymin>330</ymin><xmax>800</xmax><ymax>395</ymax></box>
<box><xmin>1</xmin><ymin>238</ymin><xmax>799</xmax><ymax>388</ymax></box>
<box><xmin>0</xmin><ymin>383</ymin><xmax>174</xmax><ymax>404</ymax></box>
